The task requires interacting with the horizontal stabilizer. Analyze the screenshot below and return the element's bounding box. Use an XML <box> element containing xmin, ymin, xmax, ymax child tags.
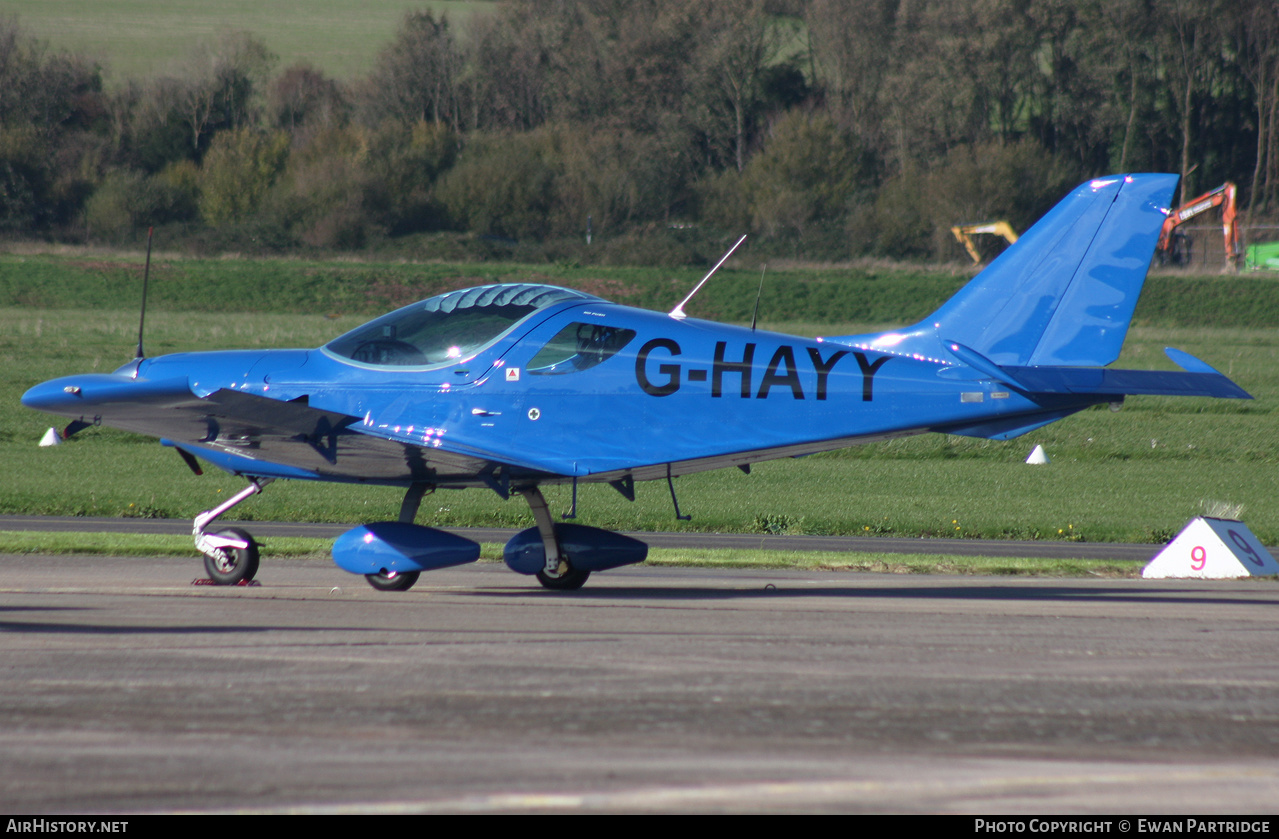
<box><xmin>1000</xmin><ymin>364</ymin><xmax>1251</xmax><ymax>399</ymax></box>
<box><xmin>946</xmin><ymin>341</ymin><xmax>1250</xmax><ymax>400</ymax></box>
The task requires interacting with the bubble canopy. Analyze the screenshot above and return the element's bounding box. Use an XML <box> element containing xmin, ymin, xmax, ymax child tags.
<box><xmin>324</xmin><ymin>284</ymin><xmax>599</xmax><ymax>367</ymax></box>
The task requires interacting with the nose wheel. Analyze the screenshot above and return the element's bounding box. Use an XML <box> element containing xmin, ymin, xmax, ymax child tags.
<box><xmin>201</xmin><ymin>527</ymin><xmax>260</xmax><ymax>585</ymax></box>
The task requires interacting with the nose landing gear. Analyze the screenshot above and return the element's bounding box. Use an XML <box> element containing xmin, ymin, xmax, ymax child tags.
<box><xmin>193</xmin><ymin>478</ymin><xmax>272</xmax><ymax>585</ymax></box>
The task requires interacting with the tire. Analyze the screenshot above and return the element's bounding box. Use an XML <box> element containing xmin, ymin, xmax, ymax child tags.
<box><xmin>365</xmin><ymin>569</ymin><xmax>420</xmax><ymax>592</ymax></box>
<box><xmin>201</xmin><ymin>527</ymin><xmax>260</xmax><ymax>585</ymax></box>
<box><xmin>1170</xmin><ymin>232</ymin><xmax>1192</xmax><ymax>266</ymax></box>
<box><xmin>536</xmin><ymin>562</ymin><xmax>590</xmax><ymax>591</ymax></box>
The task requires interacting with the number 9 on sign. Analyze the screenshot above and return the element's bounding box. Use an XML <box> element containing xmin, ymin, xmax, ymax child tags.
<box><xmin>1228</xmin><ymin>529</ymin><xmax>1265</xmax><ymax>567</ymax></box>
<box><xmin>1190</xmin><ymin>545</ymin><xmax>1206</xmax><ymax>571</ymax></box>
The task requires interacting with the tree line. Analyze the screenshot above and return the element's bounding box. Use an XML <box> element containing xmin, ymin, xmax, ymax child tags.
<box><xmin>0</xmin><ymin>0</ymin><xmax>1274</xmax><ymax>265</ymax></box>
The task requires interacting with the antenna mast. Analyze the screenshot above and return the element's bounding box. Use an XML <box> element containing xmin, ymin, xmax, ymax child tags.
<box><xmin>135</xmin><ymin>227</ymin><xmax>153</xmax><ymax>360</ymax></box>
<box><xmin>669</xmin><ymin>234</ymin><xmax>747</xmax><ymax>319</ymax></box>
<box><xmin>750</xmin><ymin>264</ymin><xmax>766</xmax><ymax>331</ymax></box>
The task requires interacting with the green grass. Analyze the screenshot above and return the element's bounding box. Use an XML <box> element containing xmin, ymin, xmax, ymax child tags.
<box><xmin>0</xmin><ymin>531</ymin><xmax>334</xmax><ymax>558</ymax></box>
<box><xmin>4</xmin><ymin>253</ymin><xmax>1279</xmax><ymax>546</ymax></box>
<box><xmin>3</xmin><ymin>0</ymin><xmax>485</xmax><ymax>83</ymax></box>
<box><xmin>5</xmin><ymin>313</ymin><xmax>1276</xmax><ymax>544</ymax></box>
<box><xmin>6</xmin><ymin>251</ymin><xmax>1279</xmax><ymax>328</ymax></box>
<box><xmin>0</xmin><ymin>250</ymin><xmax>976</xmax><ymax>324</ymax></box>
<box><xmin>0</xmin><ymin>531</ymin><xmax>1147</xmax><ymax>577</ymax></box>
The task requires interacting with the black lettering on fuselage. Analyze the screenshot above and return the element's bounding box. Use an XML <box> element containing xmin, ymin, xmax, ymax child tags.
<box><xmin>635</xmin><ymin>337</ymin><xmax>681</xmax><ymax>396</ymax></box>
<box><xmin>712</xmin><ymin>341</ymin><xmax>755</xmax><ymax>398</ymax></box>
<box><xmin>635</xmin><ymin>337</ymin><xmax>890</xmax><ymax>402</ymax></box>
<box><xmin>757</xmin><ymin>345</ymin><xmax>804</xmax><ymax>400</ymax></box>
<box><xmin>853</xmin><ymin>351</ymin><xmax>890</xmax><ymax>402</ymax></box>
<box><xmin>807</xmin><ymin>347</ymin><xmax>849</xmax><ymax>401</ymax></box>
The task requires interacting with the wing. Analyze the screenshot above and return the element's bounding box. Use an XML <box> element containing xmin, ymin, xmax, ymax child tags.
<box><xmin>22</xmin><ymin>374</ymin><xmax>551</xmax><ymax>488</ymax></box>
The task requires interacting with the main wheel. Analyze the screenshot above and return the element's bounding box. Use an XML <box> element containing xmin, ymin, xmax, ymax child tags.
<box><xmin>365</xmin><ymin>569</ymin><xmax>420</xmax><ymax>592</ymax></box>
<box><xmin>536</xmin><ymin>560</ymin><xmax>590</xmax><ymax>591</ymax></box>
<box><xmin>201</xmin><ymin>527</ymin><xmax>260</xmax><ymax>585</ymax></box>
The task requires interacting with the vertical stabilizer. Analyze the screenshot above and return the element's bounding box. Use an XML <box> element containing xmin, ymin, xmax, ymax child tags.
<box><xmin>833</xmin><ymin>175</ymin><xmax>1178</xmax><ymax>369</ymax></box>
<box><xmin>930</xmin><ymin>174</ymin><xmax>1176</xmax><ymax>366</ymax></box>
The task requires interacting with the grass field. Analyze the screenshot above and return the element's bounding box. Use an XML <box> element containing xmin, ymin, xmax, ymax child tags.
<box><xmin>1</xmin><ymin>0</ymin><xmax>484</xmax><ymax>82</ymax></box>
<box><xmin>4</xmin><ymin>251</ymin><xmax>1279</xmax><ymax>546</ymax></box>
<box><xmin>8</xmin><ymin>248</ymin><xmax>1279</xmax><ymax>326</ymax></box>
<box><xmin>0</xmin><ymin>531</ymin><xmax>1148</xmax><ymax>577</ymax></box>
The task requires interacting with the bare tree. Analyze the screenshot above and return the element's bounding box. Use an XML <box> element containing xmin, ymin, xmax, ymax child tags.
<box><xmin>269</xmin><ymin>63</ymin><xmax>348</xmax><ymax>135</ymax></box>
<box><xmin>1162</xmin><ymin>0</ymin><xmax>1222</xmax><ymax>204</ymax></box>
<box><xmin>362</xmin><ymin>11</ymin><xmax>463</xmax><ymax>129</ymax></box>
<box><xmin>169</xmin><ymin>31</ymin><xmax>276</xmax><ymax>153</ymax></box>
<box><xmin>695</xmin><ymin>0</ymin><xmax>780</xmax><ymax>172</ymax></box>
<box><xmin>805</xmin><ymin>0</ymin><xmax>896</xmax><ymax>149</ymax></box>
<box><xmin>1225</xmin><ymin>0</ymin><xmax>1279</xmax><ymax>213</ymax></box>
<box><xmin>1094</xmin><ymin>0</ymin><xmax>1159</xmax><ymax>172</ymax></box>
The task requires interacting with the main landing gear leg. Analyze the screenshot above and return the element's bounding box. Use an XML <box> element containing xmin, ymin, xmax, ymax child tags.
<box><xmin>518</xmin><ymin>486</ymin><xmax>590</xmax><ymax>591</ymax></box>
<box><xmin>398</xmin><ymin>481</ymin><xmax>430</xmax><ymax>524</ymax></box>
<box><xmin>193</xmin><ymin>478</ymin><xmax>273</xmax><ymax>585</ymax></box>
<box><xmin>362</xmin><ymin>482</ymin><xmax>434</xmax><ymax>592</ymax></box>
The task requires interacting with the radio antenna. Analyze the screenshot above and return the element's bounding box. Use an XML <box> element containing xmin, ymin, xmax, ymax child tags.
<box><xmin>135</xmin><ymin>227</ymin><xmax>153</xmax><ymax>360</ymax></box>
<box><xmin>669</xmin><ymin>234</ymin><xmax>747</xmax><ymax>319</ymax></box>
<box><xmin>750</xmin><ymin>263</ymin><xmax>766</xmax><ymax>331</ymax></box>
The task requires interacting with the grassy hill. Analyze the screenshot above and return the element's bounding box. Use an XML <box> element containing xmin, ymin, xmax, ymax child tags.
<box><xmin>1</xmin><ymin>0</ymin><xmax>484</xmax><ymax>82</ymax></box>
<box><xmin>3</xmin><ymin>250</ymin><xmax>1279</xmax><ymax>328</ymax></box>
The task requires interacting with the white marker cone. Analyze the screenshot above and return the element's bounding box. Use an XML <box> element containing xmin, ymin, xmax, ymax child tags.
<box><xmin>1025</xmin><ymin>444</ymin><xmax>1050</xmax><ymax>464</ymax></box>
<box><xmin>39</xmin><ymin>427</ymin><xmax>62</xmax><ymax>447</ymax></box>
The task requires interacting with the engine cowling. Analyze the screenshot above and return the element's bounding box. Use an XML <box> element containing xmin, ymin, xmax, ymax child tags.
<box><xmin>332</xmin><ymin>522</ymin><xmax>480</xmax><ymax>576</ymax></box>
<box><xmin>503</xmin><ymin>523</ymin><xmax>648</xmax><ymax>575</ymax></box>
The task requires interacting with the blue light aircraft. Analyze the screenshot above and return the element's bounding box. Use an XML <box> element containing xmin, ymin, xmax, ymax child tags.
<box><xmin>22</xmin><ymin>174</ymin><xmax>1251</xmax><ymax>591</ymax></box>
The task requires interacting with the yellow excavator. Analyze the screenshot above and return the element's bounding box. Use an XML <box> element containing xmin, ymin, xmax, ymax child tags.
<box><xmin>951</xmin><ymin>221</ymin><xmax>1019</xmax><ymax>264</ymax></box>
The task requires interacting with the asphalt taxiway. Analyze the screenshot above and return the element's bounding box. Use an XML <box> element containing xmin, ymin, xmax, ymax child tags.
<box><xmin>2</xmin><ymin>552</ymin><xmax>1277</xmax><ymax>814</ymax></box>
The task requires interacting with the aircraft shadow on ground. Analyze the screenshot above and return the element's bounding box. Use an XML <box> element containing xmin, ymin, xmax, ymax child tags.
<box><xmin>467</xmin><ymin>582</ymin><xmax>1279</xmax><ymax>607</ymax></box>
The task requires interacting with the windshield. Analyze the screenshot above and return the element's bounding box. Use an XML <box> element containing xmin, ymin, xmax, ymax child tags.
<box><xmin>325</xmin><ymin>284</ymin><xmax>598</xmax><ymax>367</ymax></box>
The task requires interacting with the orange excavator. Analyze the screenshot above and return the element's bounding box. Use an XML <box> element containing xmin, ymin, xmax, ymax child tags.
<box><xmin>1155</xmin><ymin>182</ymin><xmax>1243</xmax><ymax>270</ymax></box>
